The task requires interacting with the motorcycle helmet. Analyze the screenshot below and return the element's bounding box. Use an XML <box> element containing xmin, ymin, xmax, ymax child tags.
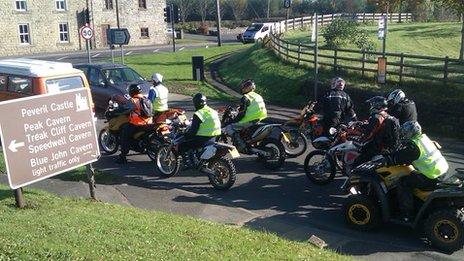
<box><xmin>152</xmin><ymin>73</ymin><xmax>163</xmax><ymax>84</ymax></box>
<box><xmin>387</xmin><ymin>89</ymin><xmax>405</xmax><ymax>106</ymax></box>
<box><xmin>366</xmin><ymin>96</ymin><xmax>388</xmax><ymax>114</ymax></box>
<box><xmin>331</xmin><ymin>77</ymin><xmax>345</xmax><ymax>91</ymax></box>
<box><xmin>128</xmin><ymin>84</ymin><xmax>142</xmax><ymax>97</ymax></box>
<box><xmin>193</xmin><ymin>93</ymin><xmax>207</xmax><ymax>110</ymax></box>
<box><xmin>400</xmin><ymin>121</ymin><xmax>422</xmax><ymax>140</ymax></box>
<box><xmin>240</xmin><ymin>79</ymin><xmax>256</xmax><ymax>94</ymax></box>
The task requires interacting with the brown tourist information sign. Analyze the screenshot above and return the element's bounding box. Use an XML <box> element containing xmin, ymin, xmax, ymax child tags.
<box><xmin>0</xmin><ymin>88</ymin><xmax>100</xmax><ymax>189</ymax></box>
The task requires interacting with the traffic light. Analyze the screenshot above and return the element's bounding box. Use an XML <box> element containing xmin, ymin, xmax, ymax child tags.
<box><xmin>164</xmin><ymin>5</ymin><xmax>172</xmax><ymax>23</ymax></box>
<box><xmin>173</xmin><ymin>5</ymin><xmax>181</xmax><ymax>23</ymax></box>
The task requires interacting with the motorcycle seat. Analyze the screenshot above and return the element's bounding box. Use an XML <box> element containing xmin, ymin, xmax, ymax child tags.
<box><xmin>242</xmin><ymin>122</ymin><xmax>266</xmax><ymax>133</ymax></box>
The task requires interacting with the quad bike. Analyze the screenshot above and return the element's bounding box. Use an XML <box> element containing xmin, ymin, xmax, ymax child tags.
<box><xmin>98</xmin><ymin>95</ymin><xmax>188</xmax><ymax>161</ymax></box>
<box><xmin>304</xmin><ymin>124</ymin><xmax>363</xmax><ymax>185</ymax></box>
<box><xmin>218</xmin><ymin>106</ymin><xmax>289</xmax><ymax>170</ymax></box>
<box><xmin>344</xmin><ymin>159</ymin><xmax>464</xmax><ymax>252</ymax></box>
<box><xmin>154</xmin><ymin>134</ymin><xmax>240</xmax><ymax>190</ymax></box>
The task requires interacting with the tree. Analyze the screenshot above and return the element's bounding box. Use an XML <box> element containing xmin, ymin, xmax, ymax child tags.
<box><xmin>194</xmin><ymin>0</ymin><xmax>213</xmax><ymax>23</ymax></box>
<box><xmin>228</xmin><ymin>0</ymin><xmax>248</xmax><ymax>20</ymax></box>
<box><xmin>435</xmin><ymin>0</ymin><xmax>464</xmax><ymax>60</ymax></box>
<box><xmin>168</xmin><ymin>0</ymin><xmax>195</xmax><ymax>23</ymax></box>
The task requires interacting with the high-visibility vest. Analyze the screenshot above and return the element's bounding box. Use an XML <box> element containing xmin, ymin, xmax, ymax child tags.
<box><xmin>239</xmin><ymin>91</ymin><xmax>267</xmax><ymax>124</ymax></box>
<box><xmin>411</xmin><ymin>134</ymin><xmax>449</xmax><ymax>179</ymax></box>
<box><xmin>194</xmin><ymin>105</ymin><xmax>221</xmax><ymax>137</ymax></box>
<box><xmin>129</xmin><ymin>95</ymin><xmax>152</xmax><ymax>126</ymax></box>
<box><xmin>152</xmin><ymin>84</ymin><xmax>169</xmax><ymax>112</ymax></box>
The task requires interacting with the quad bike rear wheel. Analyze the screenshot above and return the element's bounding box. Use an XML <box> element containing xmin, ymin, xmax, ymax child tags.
<box><xmin>424</xmin><ymin>208</ymin><xmax>464</xmax><ymax>252</ymax></box>
<box><xmin>344</xmin><ymin>194</ymin><xmax>380</xmax><ymax>231</ymax></box>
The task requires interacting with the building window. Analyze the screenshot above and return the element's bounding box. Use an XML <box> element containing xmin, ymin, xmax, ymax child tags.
<box><xmin>55</xmin><ymin>0</ymin><xmax>66</xmax><ymax>11</ymax></box>
<box><xmin>105</xmin><ymin>0</ymin><xmax>113</xmax><ymax>9</ymax></box>
<box><xmin>138</xmin><ymin>0</ymin><xmax>147</xmax><ymax>9</ymax></box>
<box><xmin>59</xmin><ymin>23</ymin><xmax>69</xmax><ymax>43</ymax></box>
<box><xmin>140</xmin><ymin>27</ymin><xmax>149</xmax><ymax>38</ymax></box>
<box><xmin>15</xmin><ymin>0</ymin><xmax>27</xmax><ymax>11</ymax></box>
<box><xmin>18</xmin><ymin>24</ymin><xmax>30</xmax><ymax>44</ymax></box>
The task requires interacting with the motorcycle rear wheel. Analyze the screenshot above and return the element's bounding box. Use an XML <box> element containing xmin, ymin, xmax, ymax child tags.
<box><xmin>98</xmin><ymin>129</ymin><xmax>119</xmax><ymax>155</ymax></box>
<box><xmin>283</xmin><ymin>129</ymin><xmax>308</xmax><ymax>158</ymax></box>
<box><xmin>155</xmin><ymin>145</ymin><xmax>181</xmax><ymax>177</ymax></box>
<box><xmin>304</xmin><ymin>150</ymin><xmax>337</xmax><ymax>185</ymax></box>
<box><xmin>207</xmin><ymin>158</ymin><xmax>237</xmax><ymax>190</ymax></box>
<box><xmin>259</xmin><ymin>139</ymin><xmax>286</xmax><ymax>170</ymax></box>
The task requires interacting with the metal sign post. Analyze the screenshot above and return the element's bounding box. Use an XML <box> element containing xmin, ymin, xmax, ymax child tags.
<box><xmin>0</xmin><ymin>89</ymin><xmax>100</xmax><ymax>206</ymax></box>
<box><xmin>283</xmin><ymin>0</ymin><xmax>292</xmax><ymax>32</ymax></box>
<box><xmin>110</xmin><ymin>45</ymin><xmax>115</xmax><ymax>64</ymax></box>
<box><xmin>313</xmin><ymin>13</ymin><xmax>319</xmax><ymax>100</ymax></box>
<box><xmin>80</xmin><ymin>25</ymin><xmax>94</xmax><ymax>64</ymax></box>
<box><xmin>107</xmin><ymin>28</ymin><xmax>131</xmax><ymax>64</ymax></box>
<box><xmin>171</xmin><ymin>4</ymin><xmax>176</xmax><ymax>52</ymax></box>
<box><xmin>378</xmin><ymin>15</ymin><xmax>387</xmax><ymax>57</ymax></box>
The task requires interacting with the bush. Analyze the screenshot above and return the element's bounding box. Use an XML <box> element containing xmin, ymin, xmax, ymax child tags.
<box><xmin>322</xmin><ymin>18</ymin><xmax>375</xmax><ymax>52</ymax></box>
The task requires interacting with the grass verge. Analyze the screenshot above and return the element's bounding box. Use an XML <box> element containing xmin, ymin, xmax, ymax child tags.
<box><xmin>122</xmin><ymin>45</ymin><xmax>245</xmax><ymax>101</ymax></box>
<box><xmin>0</xmin><ymin>184</ymin><xmax>349</xmax><ymax>260</ymax></box>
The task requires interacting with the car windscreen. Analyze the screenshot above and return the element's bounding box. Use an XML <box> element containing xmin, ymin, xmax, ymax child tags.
<box><xmin>46</xmin><ymin>76</ymin><xmax>84</xmax><ymax>94</ymax></box>
<box><xmin>246</xmin><ymin>24</ymin><xmax>263</xmax><ymax>32</ymax></box>
<box><xmin>102</xmin><ymin>68</ymin><xmax>145</xmax><ymax>84</ymax></box>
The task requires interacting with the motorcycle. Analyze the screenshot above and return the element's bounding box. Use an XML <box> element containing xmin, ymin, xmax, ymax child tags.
<box><xmin>154</xmin><ymin>134</ymin><xmax>240</xmax><ymax>190</ymax></box>
<box><xmin>218</xmin><ymin>106</ymin><xmax>289</xmax><ymax>170</ymax></box>
<box><xmin>98</xmin><ymin>95</ymin><xmax>188</xmax><ymax>161</ymax></box>
<box><xmin>304</xmin><ymin>124</ymin><xmax>363</xmax><ymax>185</ymax></box>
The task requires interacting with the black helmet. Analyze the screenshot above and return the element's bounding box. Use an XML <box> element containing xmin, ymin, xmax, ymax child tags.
<box><xmin>240</xmin><ymin>79</ymin><xmax>256</xmax><ymax>94</ymax></box>
<box><xmin>193</xmin><ymin>93</ymin><xmax>207</xmax><ymax>110</ymax></box>
<box><xmin>366</xmin><ymin>96</ymin><xmax>387</xmax><ymax>114</ymax></box>
<box><xmin>128</xmin><ymin>84</ymin><xmax>142</xmax><ymax>97</ymax></box>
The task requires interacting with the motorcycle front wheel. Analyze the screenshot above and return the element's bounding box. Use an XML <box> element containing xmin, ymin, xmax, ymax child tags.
<box><xmin>154</xmin><ymin>145</ymin><xmax>181</xmax><ymax>177</ymax></box>
<box><xmin>304</xmin><ymin>150</ymin><xmax>336</xmax><ymax>185</ymax></box>
<box><xmin>282</xmin><ymin>129</ymin><xmax>308</xmax><ymax>158</ymax></box>
<box><xmin>98</xmin><ymin>129</ymin><xmax>119</xmax><ymax>155</ymax></box>
<box><xmin>207</xmin><ymin>158</ymin><xmax>237</xmax><ymax>190</ymax></box>
<box><xmin>259</xmin><ymin>139</ymin><xmax>286</xmax><ymax>170</ymax></box>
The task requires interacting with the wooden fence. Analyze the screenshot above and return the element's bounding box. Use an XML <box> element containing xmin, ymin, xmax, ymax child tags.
<box><xmin>266</xmin><ymin>14</ymin><xmax>464</xmax><ymax>86</ymax></box>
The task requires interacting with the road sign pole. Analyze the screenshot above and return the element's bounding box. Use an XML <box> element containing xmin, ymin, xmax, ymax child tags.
<box><xmin>382</xmin><ymin>16</ymin><xmax>387</xmax><ymax>58</ymax></box>
<box><xmin>86</xmin><ymin>40</ymin><xmax>91</xmax><ymax>64</ymax></box>
<box><xmin>120</xmin><ymin>45</ymin><xmax>124</xmax><ymax>64</ymax></box>
<box><xmin>14</xmin><ymin>188</ymin><xmax>25</xmax><ymax>208</ymax></box>
<box><xmin>215</xmin><ymin>0</ymin><xmax>222</xmax><ymax>47</ymax></box>
<box><xmin>171</xmin><ymin>4</ymin><xmax>176</xmax><ymax>52</ymax></box>
<box><xmin>314</xmin><ymin>13</ymin><xmax>319</xmax><ymax>100</ymax></box>
<box><xmin>86</xmin><ymin>164</ymin><xmax>97</xmax><ymax>200</ymax></box>
<box><xmin>111</xmin><ymin>45</ymin><xmax>115</xmax><ymax>64</ymax></box>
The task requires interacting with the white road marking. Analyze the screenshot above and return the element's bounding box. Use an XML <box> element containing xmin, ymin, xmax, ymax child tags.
<box><xmin>179</xmin><ymin>47</ymin><xmax>185</xmax><ymax>51</ymax></box>
<box><xmin>92</xmin><ymin>53</ymin><xmax>101</xmax><ymax>58</ymax></box>
<box><xmin>56</xmin><ymin>56</ymin><xmax>68</xmax><ymax>61</ymax></box>
<box><xmin>205</xmin><ymin>45</ymin><xmax>209</xmax><ymax>48</ymax></box>
<box><xmin>153</xmin><ymin>49</ymin><xmax>160</xmax><ymax>53</ymax></box>
<box><xmin>126</xmin><ymin>51</ymin><xmax>133</xmax><ymax>55</ymax></box>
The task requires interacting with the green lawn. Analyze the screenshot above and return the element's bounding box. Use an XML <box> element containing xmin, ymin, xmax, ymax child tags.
<box><xmin>0</xmin><ymin>149</ymin><xmax>5</xmax><ymax>174</ymax></box>
<box><xmin>0</xmin><ymin>185</ymin><xmax>349</xmax><ymax>260</ymax></box>
<box><xmin>122</xmin><ymin>45</ymin><xmax>246</xmax><ymax>101</ymax></box>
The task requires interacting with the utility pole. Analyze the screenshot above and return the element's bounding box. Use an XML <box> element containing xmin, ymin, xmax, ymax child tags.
<box><xmin>115</xmin><ymin>0</ymin><xmax>124</xmax><ymax>64</ymax></box>
<box><xmin>461</xmin><ymin>13</ymin><xmax>464</xmax><ymax>61</ymax></box>
<box><xmin>267</xmin><ymin>0</ymin><xmax>271</xmax><ymax>19</ymax></box>
<box><xmin>215</xmin><ymin>0</ymin><xmax>222</xmax><ymax>46</ymax></box>
<box><xmin>171</xmin><ymin>4</ymin><xmax>176</xmax><ymax>52</ymax></box>
<box><xmin>314</xmin><ymin>13</ymin><xmax>319</xmax><ymax>100</ymax></box>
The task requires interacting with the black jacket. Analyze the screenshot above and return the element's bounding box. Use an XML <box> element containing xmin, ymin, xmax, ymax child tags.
<box><xmin>184</xmin><ymin>114</ymin><xmax>201</xmax><ymax>138</ymax></box>
<box><xmin>388</xmin><ymin>140</ymin><xmax>420</xmax><ymax>165</ymax></box>
<box><xmin>315</xmin><ymin>89</ymin><xmax>356</xmax><ymax>127</ymax></box>
<box><xmin>388</xmin><ymin>99</ymin><xmax>417</xmax><ymax>125</ymax></box>
<box><xmin>233</xmin><ymin>96</ymin><xmax>250</xmax><ymax>123</ymax></box>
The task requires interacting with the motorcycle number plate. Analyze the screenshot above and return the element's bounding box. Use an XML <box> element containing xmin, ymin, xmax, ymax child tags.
<box><xmin>229</xmin><ymin>148</ymin><xmax>240</xmax><ymax>158</ymax></box>
<box><xmin>282</xmin><ymin>132</ymin><xmax>291</xmax><ymax>143</ymax></box>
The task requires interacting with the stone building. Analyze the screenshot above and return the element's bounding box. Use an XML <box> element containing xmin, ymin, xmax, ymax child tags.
<box><xmin>0</xmin><ymin>0</ymin><xmax>168</xmax><ymax>57</ymax></box>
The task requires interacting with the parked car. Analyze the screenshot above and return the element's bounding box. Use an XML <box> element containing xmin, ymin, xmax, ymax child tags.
<box><xmin>74</xmin><ymin>63</ymin><xmax>151</xmax><ymax>110</ymax></box>
<box><xmin>242</xmin><ymin>23</ymin><xmax>273</xmax><ymax>43</ymax></box>
<box><xmin>166</xmin><ymin>28</ymin><xmax>177</xmax><ymax>38</ymax></box>
<box><xmin>0</xmin><ymin>58</ymin><xmax>90</xmax><ymax>102</ymax></box>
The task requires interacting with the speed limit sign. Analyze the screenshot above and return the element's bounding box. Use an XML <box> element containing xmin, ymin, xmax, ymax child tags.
<box><xmin>80</xmin><ymin>25</ymin><xmax>94</xmax><ymax>40</ymax></box>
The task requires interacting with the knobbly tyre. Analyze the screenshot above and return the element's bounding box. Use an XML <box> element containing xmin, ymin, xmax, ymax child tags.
<box><xmin>218</xmin><ymin>106</ymin><xmax>289</xmax><ymax>170</ymax></box>
<box><xmin>304</xmin><ymin>123</ymin><xmax>363</xmax><ymax>185</ymax></box>
<box><xmin>98</xmin><ymin>94</ymin><xmax>188</xmax><ymax>160</ymax></box>
<box><xmin>154</xmin><ymin>133</ymin><xmax>240</xmax><ymax>190</ymax></box>
<box><xmin>344</xmin><ymin>159</ymin><xmax>464</xmax><ymax>252</ymax></box>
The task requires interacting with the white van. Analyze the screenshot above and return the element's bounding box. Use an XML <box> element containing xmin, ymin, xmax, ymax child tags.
<box><xmin>242</xmin><ymin>23</ymin><xmax>273</xmax><ymax>43</ymax></box>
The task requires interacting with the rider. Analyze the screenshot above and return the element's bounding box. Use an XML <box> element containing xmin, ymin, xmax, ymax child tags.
<box><xmin>314</xmin><ymin>77</ymin><xmax>356</xmax><ymax>135</ymax></box>
<box><xmin>381</xmin><ymin>121</ymin><xmax>449</xmax><ymax>221</ymax></box>
<box><xmin>116</xmin><ymin>84</ymin><xmax>153</xmax><ymax>164</ymax></box>
<box><xmin>179</xmin><ymin>93</ymin><xmax>221</xmax><ymax>166</ymax></box>
<box><xmin>148</xmin><ymin>72</ymin><xmax>169</xmax><ymax>121</ymax></box>
<box><xmin>354</xmin><ymin>96</ymin><xmax>399</xmax><ymax>166</ymax></box>
<box><xmin>387</xmin><ymin>89</ymin><xmax>417</xmax><ymax>125</ymax></box>
<box><xmin>223</xmin><ymin>79</ymin><xmax>267</xmax><ymax>151</ymax></box>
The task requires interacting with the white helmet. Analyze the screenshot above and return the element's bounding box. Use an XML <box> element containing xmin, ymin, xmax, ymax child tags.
<box><xmin>152</xmin><ymin>73</ymin><xmax>163</xmax><ymax>84</ymax></box>
<box><xmin>387</xmin><ymin>89</ymin><xmax>405</xmax><ymax>106</ymax></box>
<box><xmin>331</xmin><ymin>77</ymin><xmax>345</xmax><ymax>90</ymax></box>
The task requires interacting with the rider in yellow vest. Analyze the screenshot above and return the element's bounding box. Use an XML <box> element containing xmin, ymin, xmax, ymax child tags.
<box><xmin>381</xmin><ymin>121</ymin><xmax>449</xmax><ymax>221</ymax></box>
<box><xmin>223</xmin><ymin>79</ymin><xmax>267</xmax><ymax>151</ymax></box>
<box><xmin>179</xmin><ymin>93</ymin><xmax>221</xmax><ymax>166</ymax></box>
<box><xmin>148</xmin><ymin>73</ymin><xmax>169</xmax><ymax>120</ymax></box>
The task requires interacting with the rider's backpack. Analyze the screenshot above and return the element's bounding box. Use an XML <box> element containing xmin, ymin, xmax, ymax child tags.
<box><xmin>381</xmin><ymin>115</ymin><xmax>400</xmax><ymax>150</ymax></box>
<box><xmin>139</xmin><ymin>97</ymin><xmax>154</xmax><ymax>118</ymax></box>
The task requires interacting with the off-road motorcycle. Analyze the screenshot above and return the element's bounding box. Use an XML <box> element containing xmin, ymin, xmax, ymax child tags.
<box><xmin>218</xmin><ymin>106</ymin><xmax>289</xmax><ymax>170</ymax></box>
<box><xmin>98</xmin><ymin>95</ymin><xmax>188</xmax><ymax>161</ymax></box>
<box><xmin>344</xmin><ymin>158</ymin><xmax>464</xmax><ymax>252</ymax></box>
<box><xmin>154</xmin><ymin>134</ymin><xmax>240</xmax><ymax>190</ymax></box>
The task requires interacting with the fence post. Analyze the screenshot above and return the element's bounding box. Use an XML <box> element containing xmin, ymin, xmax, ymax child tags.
<box><xmin>334</xmin><ymin>48</ymin><xmax>338</xmax><ymax>72</ymax></box>
<box><xmin>301</xmin><ymin>17</ymin><xmax>304</xmax><ymax>28</ymax></box>
<box><xmin>293</xmin><ymin>18</ymin><xmax>295</xmax><ymax>30</ymax></box>
<box><xmin>361</xmin><ymin>49</ymin><xmax>366</xmax><ymax>78</ymax></box>
<box><xmin>297</xmin><ymin>42</ymin><xmax>301</xmax><ymax>65</ymax></box>
<box><xmin>278</xmin><ymin>37</ymin><xmax>281</xmax><ymax>58</ymax></box>
<box><xmin>444</xmin><ymin>56</ymin><xmax>449</xmax><ymax>85</ymax></box>
<box><xmin>399</xmin><ymin>53</ymin><xmax>405</xmax><ymax>85</ymax></box>
<box><xmin>321</xmin><ymin>15</ymin><xmax>324</xmax><ymax>26</ymax></box>
<box><xmin>363</xmin><ymin>12</ymin><xmax>366</xmax><ymax>23</ymax></box>
<box><xmin>286</xmin><ymin>42</ymin><xmax>289</xmax><ymax>60</ymax></box>
<box><xmin>332</xmin><ymin>13</ymin><xmax>334</xmax><ymax>22</ymax></box>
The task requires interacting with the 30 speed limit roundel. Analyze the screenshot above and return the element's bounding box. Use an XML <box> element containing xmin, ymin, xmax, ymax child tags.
<box><xmin>80</xmin><ymin>26</ymin><xmax>94</xmax><ymax>40</ymax></box>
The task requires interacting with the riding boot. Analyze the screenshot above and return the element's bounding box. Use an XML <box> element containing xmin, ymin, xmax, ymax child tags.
<box><xmin>233</xmin><ymin>132</ymin><xmax>248</xmax><ymax>153</ymax></box>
